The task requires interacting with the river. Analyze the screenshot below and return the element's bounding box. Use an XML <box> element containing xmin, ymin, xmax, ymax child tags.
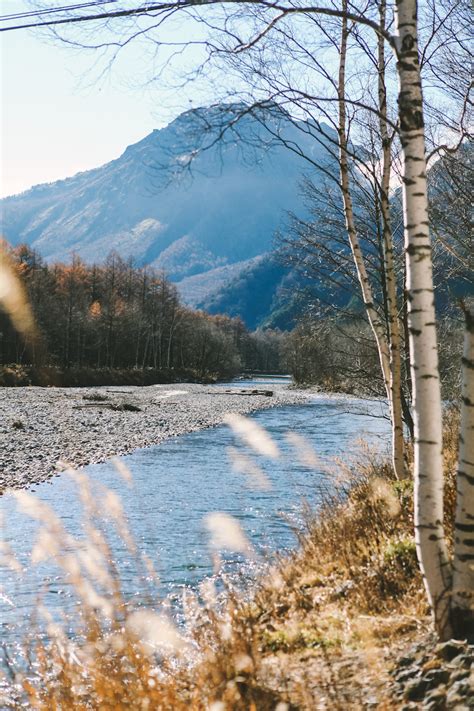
<box><xmin>0</xmin><ymin>378</ymin><xmax>390</xmax><ymax>640</ymax></box>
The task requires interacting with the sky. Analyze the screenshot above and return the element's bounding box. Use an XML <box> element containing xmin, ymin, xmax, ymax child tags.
<box><xmin>0</xmin><ymin>1</ymin><xmax>206</xmax><ymax>198</ymax></box>
<box><xmin>0</xmin><ymin>3</ymin><xmax>349</xmax><ymax>200</ymax></box>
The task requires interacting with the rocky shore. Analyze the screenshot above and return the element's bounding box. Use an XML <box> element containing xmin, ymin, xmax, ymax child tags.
<box><xmin>0</xmin><ymin>383</ymin><xmax>306</xmax><ymax>491</ymax></box>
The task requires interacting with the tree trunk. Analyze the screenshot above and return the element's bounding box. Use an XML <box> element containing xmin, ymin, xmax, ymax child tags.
<box><xmin>338</xmin><ymin>3</ymin><xmax>399</xmax><ymax>474</ymax></box>
<box><xmin>378</xmin><ymin>0</ymin><xmax>405</xmax><ymax>479</ymax></box>
<box><xmin>451</xmin><ymin>302</ymin><xmax>474</xmax><ymax>641</ymax></box>
<box><xmin>395</xmin><ymin>0</ymin><xmax>452</xmax><ymax>638</ymax></box>
<box><xmin>402</xmin><ymin>273</ymin><xmax>414</xmax><ymax>436</ymax></box>
<box><xmin>401</xmin><ymin>389</ymin><xmax>414</xmax><ymax>441</ymax></box>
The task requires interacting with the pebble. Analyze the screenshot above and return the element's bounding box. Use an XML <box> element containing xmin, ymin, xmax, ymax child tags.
<box><xmin>392</xmin><ymin>638</ymin><xmax>473</xmax><ymax>709</ymax></box>
<box><xmin>436</xmin><ymin>641</ymin><xmax>469</xmax><ymax>663</ymax></box>
<box><xmin>0</xmin><ymin>383</ymin><xmax>307</xmax><ymax>491</ymax></box>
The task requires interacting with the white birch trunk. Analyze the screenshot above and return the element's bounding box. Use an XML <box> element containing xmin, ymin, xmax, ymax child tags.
<box><xmin>452</xmin><ymin>302</ymin><xmax>474</xmax><ymax>641</ymax></box>
<box><xmin>395</xmin><ymin>0</ymin><xmax>452</xmax><ymax>638</ymax></box>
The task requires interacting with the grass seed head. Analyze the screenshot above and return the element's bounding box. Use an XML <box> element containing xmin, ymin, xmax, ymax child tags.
<box><xmin>205</xmin><ymin>512</ymin><xmax>255</xmax><ymax>557</ymax></box>
<box><xmin>224</xmin><ymin>413</ymin><xmax>280</xmax><ymax>459</ymax></box>
<box><xmin>125</xmin><ymin>610</ymin><xmax>188</xmax><ymax>656</ymax></box>
<box><xmin>227</xmin><ymin>446</ymin><xmax>272</xmax><ymax>490</ymax></box>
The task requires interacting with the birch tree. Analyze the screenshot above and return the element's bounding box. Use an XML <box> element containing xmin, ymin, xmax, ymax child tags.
<box><xmin>376</xmin><ymin>0</ymin><xmax>405</xmax><ymax>480</ymax></box>
<box><xmin>394</xmin><ymin>0</ymin><xmax>452</xmax><ymax>636</ymax></box>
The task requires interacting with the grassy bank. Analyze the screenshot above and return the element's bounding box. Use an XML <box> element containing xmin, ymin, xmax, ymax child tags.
<box><xmin>2</xmin><ymin>409</ymin><xmax>472</xmax><ymax>709</ymax></box>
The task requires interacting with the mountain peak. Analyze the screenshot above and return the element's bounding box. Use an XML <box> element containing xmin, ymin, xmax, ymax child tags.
<box><xmin>1</xmin><ymin>104</ymin><xmax>337</xmax><ymax>321</ymax></box>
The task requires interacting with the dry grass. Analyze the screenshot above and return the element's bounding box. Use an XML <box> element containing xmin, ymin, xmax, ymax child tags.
<box><xmin>0</xmin><ymin>409</ymin><xmax>461</xmax><ymax>710</ymax></box>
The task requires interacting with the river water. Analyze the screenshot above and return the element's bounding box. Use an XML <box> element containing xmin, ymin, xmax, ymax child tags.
<box><xmin>0</xmin><ymin>378</ymin><xmax>390</xmax><ymax>640</ymax></box>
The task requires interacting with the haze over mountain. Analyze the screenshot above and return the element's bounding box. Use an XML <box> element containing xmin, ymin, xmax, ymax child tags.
<box><xmin>1</xmin><ymin>105</ymin><xmax>338</xmax><ymax>325</ymax></box>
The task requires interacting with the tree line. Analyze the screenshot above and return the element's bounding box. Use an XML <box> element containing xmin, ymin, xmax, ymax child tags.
<box><xmin>0</xmin><ymin>243</ymin><xmax>285</xmax><ymax>381</ymax></box>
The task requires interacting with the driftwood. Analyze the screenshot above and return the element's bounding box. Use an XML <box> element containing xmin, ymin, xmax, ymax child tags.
<box><xmin>73</xmin><ymin>402</ymin><xmax>142</xmax><ymax>412</ymax></box>
<box><xmin>212</xmin><ymin>389</ymin><xmax>274</xmax><ymax>397</ymax></box>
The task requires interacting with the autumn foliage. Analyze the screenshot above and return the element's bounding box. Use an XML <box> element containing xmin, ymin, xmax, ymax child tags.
<box><xmin>0</xmin><ymin>244</ymin><xmax>284</xmax><ymax>380</ymax></box>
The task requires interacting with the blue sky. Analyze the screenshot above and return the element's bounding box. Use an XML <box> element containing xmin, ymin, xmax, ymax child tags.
<box><xmin>1</xmin><ymin>1</ymin><xmax>207</xmax><ymax>197</ymax></box>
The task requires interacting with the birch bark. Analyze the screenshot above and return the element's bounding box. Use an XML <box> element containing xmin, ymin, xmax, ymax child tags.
<box><xmin>452</xmin><ymin>302</ymin><xmax>474</xmax><ymax>641</ymax></box>
<box><xmin>395</xmin><ymin>0</ymin><xmax>452</xmax><ymax>637</ymax></box>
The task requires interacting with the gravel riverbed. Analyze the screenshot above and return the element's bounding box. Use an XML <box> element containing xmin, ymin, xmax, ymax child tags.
<box><xmin>0</xmin><ymin>383</ymin><xmax>307</xmax><ymax>491</ymax></box>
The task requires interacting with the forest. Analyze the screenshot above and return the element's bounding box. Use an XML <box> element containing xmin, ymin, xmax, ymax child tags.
<box><xmin>0</xmin><ymin>243</ymin><xmax>288</xmax><ymax>382</ymax></box>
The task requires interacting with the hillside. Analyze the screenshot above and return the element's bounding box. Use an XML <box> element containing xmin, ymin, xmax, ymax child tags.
<box><xmin>198</xmin><ymin>256</ymin><xmax>302</xmax><ymax>330</ymax></box>
<box><xmin>1</xmin><ymin>106</ymin><xmax>338</xmax><ymax>322</ymax></box>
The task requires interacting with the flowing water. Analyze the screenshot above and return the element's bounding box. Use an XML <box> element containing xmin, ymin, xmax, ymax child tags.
<box><xmin>0</xmin><ymin>378</ymin><xmax>391</xmax><ymax>640</ymax></box>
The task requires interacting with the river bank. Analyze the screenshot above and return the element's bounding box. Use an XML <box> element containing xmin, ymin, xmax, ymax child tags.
<box><xmin>0</xmin><ymin>382</ymin><xmax>307</xmax><ymax>491</ymax></box>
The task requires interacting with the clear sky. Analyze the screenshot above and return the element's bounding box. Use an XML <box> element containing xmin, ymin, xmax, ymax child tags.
<box><xmin>1</xmin><ymin>1</ymin><xmax>206</xmax><ymax>198</ymax></box>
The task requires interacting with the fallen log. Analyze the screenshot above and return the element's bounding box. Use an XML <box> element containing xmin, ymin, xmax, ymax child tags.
<box><xmin>213</xmin><ymin>389</ymin><xmax>274</xmax><ymax>397</ymax></box>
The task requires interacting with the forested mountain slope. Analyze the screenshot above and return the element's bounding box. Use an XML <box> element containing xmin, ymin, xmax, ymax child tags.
<box><xmin>1</xmin><ymin>106</ymin><xmax>338</xmax><ymax>312</ymax></box>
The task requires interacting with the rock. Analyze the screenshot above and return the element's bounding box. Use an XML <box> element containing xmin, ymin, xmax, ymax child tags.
<box><xmin>0</xmin><ymin>383</ymin><xmax>306</xmax><ymax>490</ymax></box>
<box><xmin>435</xmin><ymin>641</ymin><xmax>467</xmax><ymax>662</ymax></box>
<box><xmin>331</xmin><ymin>580</ymin><xmax>354</xmax><ymax>599</ymax></box>
<box><xmin>424</xmin><ymin>669</ymin><xmax>451</xmax><ymax>688</ymax></box>
<box><xmin>449</xmin><ymin>669</ymin><xmax>470</xmax><ymax>683</ymax></box>
<box><xmin>404</xmin><ymin>677</ymin><xmax>429</xmax><ymax>701</ymax></box>
<box><xmin>396</xmin><ymin>668</ymin><xmax>421</xmax><ymax>684</ymax></box>
<box><xmin>110</xmin><ymin>402</ymin><xmax>142</xmax><ymax>412</ymax></box>
<box><xmin>448</xmin><ymin>654</ymin><xmax>473</xmax><ymax>670</ymax></box>
<box><xmin>422</xmin><ymin>687</ymin><xmax>447</xmax><ymax>711</ymax></box>
<box><xmin>445</xmin><ymin>678</ymin><xmax>473</xmax><ymax>709</ymax></box>
<box><xmin>398</xmin><ymin>655</ymin><xmax>416</xmax><ymax>669</ymax></box>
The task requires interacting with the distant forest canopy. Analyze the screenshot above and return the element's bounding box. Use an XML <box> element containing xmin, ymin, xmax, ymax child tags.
<box><xmin>0</xmin><ymin>244</ymin><xmax>286</xmax><ymax>381</ymax></box>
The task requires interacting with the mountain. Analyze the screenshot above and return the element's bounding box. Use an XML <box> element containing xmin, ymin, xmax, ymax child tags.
<box><xmin>1</xmin><ymin>105</ymin><xmax>339</xmax><ymax>327</ymax></box>
<box><xmin>198</xmin><ymin>254</ymin><xmax>360</xmax><ymax>331</ymax></box>
<box><xmin>197</xmin><ymin>255</ymin><xmax>297</xmax><ymax>330</ymax></box>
